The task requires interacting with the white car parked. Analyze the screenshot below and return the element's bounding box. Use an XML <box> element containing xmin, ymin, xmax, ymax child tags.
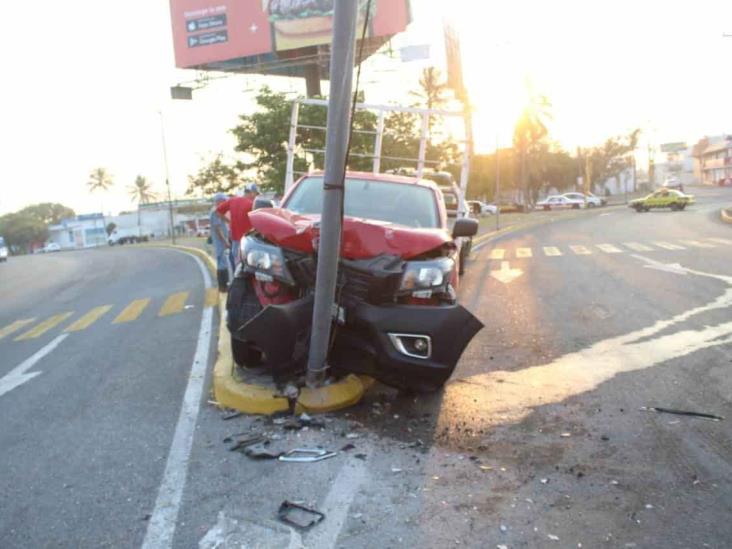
<box><xmin>535</xmin><ymin>195</ymin><xmax>585</xmax><ymax>210</ymax></box>
<box><xmin>562</xmin><ymin>192</ymin><xmax>606</xmax><ymax>207</ymax></box>
<box><xmin>467</xmin><ymin>200</ymin><xmax>498</xmax><ymax>216</ymax></box>
<box><xmin>42</xmin><ymin>242</ymin><xmax>61</xmax><ymax>253</ymax></box>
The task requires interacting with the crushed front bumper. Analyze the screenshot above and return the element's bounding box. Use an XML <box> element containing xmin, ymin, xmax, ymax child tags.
<box><xmin>228</xmin><ymin>285</ymin><xmax>483</xmax><ymax>391</ymax></box>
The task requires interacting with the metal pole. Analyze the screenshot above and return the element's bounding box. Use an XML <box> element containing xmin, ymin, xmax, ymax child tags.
<box><xmin>285</xmin><ymin>100</ymin><xmax>300</xmax><ymax>192</ymax></box>
<box><xmin>158</xmin><ymin>110</ymin><xmax>176</xmax><ymax>245</ymax></box>
<box><xmin>458</xmin><ymin>104</ymin><xmax>472</xmax><ymax>216</ymax></box>
<box><xmin>416</xmin><ymin>112</ymin><xmax>429</xmax><ymax>178</ymax></box>
<box><xmin>373</xmin><ymin>109</ymin><xmax>385</xmax><ymax>174</ymax></box>
<box><xmin>495</xmin><ymin>134</ymin><xmax>500</xmax><ymax>231</ymax></box>
<box><xmin>305</xmin><ymin>0</ymin><xmax>358</xmax><ymax>388</ymax></box>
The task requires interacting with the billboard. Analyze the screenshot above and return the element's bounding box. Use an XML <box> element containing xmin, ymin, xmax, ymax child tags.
<box><xmin>169</xmin><ymin>0</ymin><xmax>411</xmax><ymax>76</ymax></box>
<box><xmin>660</xmin><ymin>142</ymin><xmax>687</xmax><ymax>153</ymax></box>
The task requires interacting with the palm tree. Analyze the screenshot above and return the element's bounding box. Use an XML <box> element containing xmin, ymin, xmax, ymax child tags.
<box><xmin>513</xmin><ymin>94</ymin><xmax>553</xmax><ymax>207</ymax></box>
<box><xmin>409</xmin><ymin>67</ymin><xmax>450</xmax><ymax>141</ymax></box>
<box><xmin>128</xmin><ymin>175</ymin><xmax>157</xmax><ymax>236</ymax></box>
<box><xmin>87</xmin><ymin>167</ymin><xmax>114</xmax><ymax>244</ymax></box>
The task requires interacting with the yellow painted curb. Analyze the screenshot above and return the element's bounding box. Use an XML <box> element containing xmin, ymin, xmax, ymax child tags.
<box><xmin>150</xmin><ymin>243</ymin><xmax>217</xmax><ymax>276</ymax></box>
<box><xmin>159</xmin><ymin>244</ymin><xmax>373</xmax><ymax>415</ymax></box>
<box><xmin>721</xmin><ymin>208</ymin><xmax>732</xmax><ymax>225</ymax></box>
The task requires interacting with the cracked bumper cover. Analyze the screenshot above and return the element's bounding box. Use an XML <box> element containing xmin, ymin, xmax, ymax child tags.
<box><xmin>229</xmin><ymin>296</ymin><xmax>483</xmax><ymax>391</ymax></box>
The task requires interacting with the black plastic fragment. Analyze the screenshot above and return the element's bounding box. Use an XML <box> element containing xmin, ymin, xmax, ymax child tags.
<box><xmin>277</xmin><ymin>501</ymin><xmax>325</xmax><ymax>530</ymax></box>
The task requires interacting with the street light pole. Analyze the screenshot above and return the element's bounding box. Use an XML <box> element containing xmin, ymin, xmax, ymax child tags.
<box><xmin>158</xmin><ymin>110</ymin><xmax>176</xmax><ymax>245</ymax></box>
<box><xmin>495</xmin><ymin>134</ymin><xmax>500</xmax><ymax>231</ymax></box>
<box><xmin>305</xmin><ymin>0</ymin><xmax>358</xmax><ymax>388</ymax></box>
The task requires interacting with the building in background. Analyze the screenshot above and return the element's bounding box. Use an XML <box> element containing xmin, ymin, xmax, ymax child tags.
<box><xmin>693</xmin><ymin>135</ymin><xmax>732</xmax><ymax>185</ymax></box>
<box><xmin>47</xmin><ymin>214</ymin><xmax>107</xmax><ymax>249</ymax></box>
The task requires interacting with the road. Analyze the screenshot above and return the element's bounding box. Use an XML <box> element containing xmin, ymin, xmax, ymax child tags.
<box><xmin>1</xmin><ymin>186</ymin><xmax>731</xmax><ymax>548</ymax></box>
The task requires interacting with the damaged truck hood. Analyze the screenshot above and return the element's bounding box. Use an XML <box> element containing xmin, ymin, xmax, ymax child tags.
<box><xmin>249</xmin><ymin>208</ymin><xmax>451</xmax><ymax>260</ymax></box>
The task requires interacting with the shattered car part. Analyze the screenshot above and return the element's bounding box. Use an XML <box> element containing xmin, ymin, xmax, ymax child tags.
<box><xmin>244</xmin><ymin>443</ymin><xmax>282</xmax><ymax>460</ymax></box>
<box><xmin>278</xmin><ymin>448</ymin><xmax>338</xmax><ymax>463</ymax></box>
<box><xmin>277</xmin><ymin>501</ymin><xmax>325</xmax><ymax>530</ymax></box>
<box><xmin>640</xmin><ymin>406</ymin><xmax>724</xmax><ymax>421</ymax></box>
<box><xmin>228</xmin><ymin>434</ymin><xmax>266</xmax><ymax>453</ymax></box>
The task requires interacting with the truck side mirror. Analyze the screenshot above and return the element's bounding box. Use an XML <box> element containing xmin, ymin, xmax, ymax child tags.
<box><xmin>452</xmin><ymin>217</ymin><xmax>478</xmax><ymax>238</ymax></box>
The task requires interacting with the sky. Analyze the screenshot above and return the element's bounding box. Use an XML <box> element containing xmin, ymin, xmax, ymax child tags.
<box><xmin>0</xmin><ymin>0</ymin><xmax>730</xmax><ymax>216</ymax></box>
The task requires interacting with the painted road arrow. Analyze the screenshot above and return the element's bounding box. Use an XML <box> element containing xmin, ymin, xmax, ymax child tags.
<box><xmin>0</xmin><ymin>334</ymin><xmax>67</xmax><ymax>398</ymax></box>
<box><xmin>631</xmin><ymin>254</ymin><xmax>689</xmax><ymax>276</ymax></box>
<box><xmin>490</xmin><ymin>261</ymin><xmax>524</xmax><ymax>284</ymax></box>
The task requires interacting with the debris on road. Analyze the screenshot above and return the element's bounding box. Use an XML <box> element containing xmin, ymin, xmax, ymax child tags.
<box><xmin>340</xmin><ymin>443</ymin><xmax>356</xmax><ymax>452</ymax></box>
<box><xmin>277</xmin><ymin>501</ymin><xmax>325</xmax><ymax>530</ymax></box>
<box><xmin>222</xmin><ymin>410</ymin><xmax>244</xmax><ymax>421</ymax></box>
<box><xmin>228</xmin><ymin>434</ymin><xmax>266</xmax><ymax>453</ymax></box>
<box><xmin>278</xmin><ymin>448</ymin><xmax>337</xmax><ymax>463</ymax></box>
<box><xmin>547</xmin><ymin>534</ymin><xmax>560</xmax><ymax>541</ymax></box>
<box><xmin>245</xmin><ymin>442</ymin><xmax>282</xmax><ymax>460</ymax></box>
<box><xmin>640</xmin><ymin>406</ymin><xmax>724</xmax><ymax>421</ymax></box>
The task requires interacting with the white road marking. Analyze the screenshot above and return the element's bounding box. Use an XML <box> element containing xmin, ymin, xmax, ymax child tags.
<box><xmin>488</xmin><ymin>248</ymin><xmax>505</xmax><ymax>259</ymax></box>
<box><xmin>516</xmin><ymin>247</ymin><xmax>533</xmax><ymax>258</ymax></box>
<box><xmin>543</xmin><ymin>246</ymin><xmax>562</xmax><ymax>256</ymax></box>
<box><xmin>490</xmin><ymin>261</ymin><xmax>524</xmax><ymax>284</ymax></box>
<box><xmin>596</xmin><ymin>243</ymin><xmax>622</xmax><ymax>253</ymax></box>
<box><xmin>623</xmin><ymin>242</ymin><xmax>654</xmax><ymax>252</ymax></box>
<box><xmin>707</xmin><ymin>237</ymin><xmax>732</xmax><ymax>245</ymax></box>
<box><xmin>652</xmin><ymin>241</ymin><xmax>685</xmax><ymax>250</ymax></box>
<box><xmin>569</xmin><ymin>245</ymin><xmax>592</xmax><ymax>255</ymax></box>
<box><xmin>305</xmin><ymin>456</ymin><xmax>369</xmax><ymax>549</ymax></box>
<box><xmin>631</xmin><ymin>254</ymin><xmax>688</xmax><ymax>276</ymax></box>
<box><xmin>142</xmin><ymin>252</ymin><xmax>214</xmax><ymax>549</ymax></box>
<box><xmin>679</xmin><ymin>239</ymin><xmax>715</xmax><ymax>248</ymax></box>
<box><xmin>0</xmin><ymin>334</ymin><xmax>68</xmax><ymax>398</ymax></box>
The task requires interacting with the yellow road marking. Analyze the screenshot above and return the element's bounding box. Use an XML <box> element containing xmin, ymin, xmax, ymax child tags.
<box><xmin>652</xmin><ymin>241</ymin><xmax>685</xmax><ymax>250</ymax></box>
<box><xmin>64</xmin><ymin>305</ymin><xmax>112</xmax><ymax>333</ymax></box>
<box><xmin>204</xmin><ymin>288</ymin><xmax>219</xmax><ymax>308</ymax></box>
<box><xmin>0</xmin><ymin>319</ymin><xmax>36</xmax><ymax>340</ymax></box>
<box><xmin>569</xmin><ymin>245</ymin><xmax>592</xmax><ymax>255</ymax></box>
<box><xmin>516</xmin><ymin>248</ymin><xmax>533</xmax><ymax>258</ymax></box>
<box><xmin>113</xmin><ymin>298</ymin><xmax>151</xmax><ymax>324</ymax></box>
<box><xmin>15</xmin><ymin>312</ymin><xmax>73</xmax><ymax>341</ymax></box>
<box><xmin>489</xmin><ymin>249</ymin><xmax>505</xmax><ymax>260</ymax></box>
<box><xmin>679</xmin><ymin>239</ymin><xmax>715</xmax><ymax>248</ymax></box>
<box><xmin>543</xmin><ymin>246</ymin><xmax>562</xmax><ymax>256</ymax></box>
<box><xmin>596</xmin><ymin>244</ymin><xmax>622</xmax><ymax>254</ymax></box>
<box><xmin>623</xmin><ymin>242</ymin><xmax>653</xmax><ymax>252</ymax></box>
<box><xmin>158</xmin><ymin>292</ymin><xmax>190</xmax><ymax>317</ymax></box>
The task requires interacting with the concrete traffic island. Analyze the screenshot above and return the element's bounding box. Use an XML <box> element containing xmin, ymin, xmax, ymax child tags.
<box><xmin>721</xmin><ymin>207</ymin><xmax>732</xmax><ymax>224</ymax></box>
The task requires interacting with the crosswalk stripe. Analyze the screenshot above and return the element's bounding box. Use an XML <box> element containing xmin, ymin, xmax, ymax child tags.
<box><xmin>64</xmin><ymin>305</ymin><xmax>113</xmax><ymax>333</ymax></box>
<box><xmin>113</xmin><ymin>298</ymin><xmax>151</xmax><ymax>324</ymax></box>
<box><xmin>679</xmin><ymin>239</ymin><xmax>715</xmax><ymax>248</ymax></box>
<box><xmin>707</xmin><ymin>237</ymin><xmax>732</xmax><ymax>245</ymax></box>
<box><xmin>204</xmin><ymin>288</ymin><xmax>220</xmax><ymax>308</ymax></box>
<box><xmin>0</xmin><ymin>319</ymin><xmax>36</xmax><ymax>340</ymax></box>
<box><xmin>596</xmin><ymin>244</ymin><xmax>622</xmax><ymax>254</ymax></box>
<box><xmin>15</xmin><ymin>312</ymin><xmax>74</xmax><ymax>341</ymax></box>
<box><xmin>543</xmin><ymin>246</ymin><xmax>562</xmax><ymax>256</ymax></box>
<box><xmin>652</xmin><ymin>241</ymin><xmax>685</xmax><ymax>250</ymax></box>
<box><xmin>623</xmin><ymin>242</ymin><xmax>654</xmax><ymax>252</ymax></box>
<box><xmin>516</xmin><ymin>248</ymin><xmax>533</xmax><ymax>258</ymax></box>
<box><xmin>489</xmin><ymin>249</ymin><xmax>505</xmax><ymax>260</ymax></box>
<box><xmin>569</xmin><ymin>245</ymin><xmax>592</xmax><ymax>255</ymax></box>
<box><xmin>158</xmin><ymin>292</ymin><xmax>190</xmax><ymax>317</ymax></box>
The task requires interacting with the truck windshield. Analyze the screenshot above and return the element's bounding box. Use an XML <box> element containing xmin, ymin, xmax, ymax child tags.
<box><xmin>0</xmin><ymin>237</ymin><xmax>5</xmax><ymax>247</ymax></box>
<box><xmin>285</xmin><ymin>176</ymin><xmax>440</xmax><ymax>229</ymax></box>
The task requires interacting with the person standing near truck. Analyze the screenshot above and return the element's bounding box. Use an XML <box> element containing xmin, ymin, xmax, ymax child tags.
<box><xmin>210</xmin><ymin>193</ymin><xmax>230</xmax><ymax>292</ymax></box>
<box><xmin>216</xmin><ymin>182</ymin><xmax>260</xmax><ymax>266</ymax></box>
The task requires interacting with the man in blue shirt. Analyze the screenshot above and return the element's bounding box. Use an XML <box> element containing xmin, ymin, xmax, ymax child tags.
<box><xmin>210</xmin><ymin>193</ymin><xmax>231</xmax><ymax>292</ymax></box>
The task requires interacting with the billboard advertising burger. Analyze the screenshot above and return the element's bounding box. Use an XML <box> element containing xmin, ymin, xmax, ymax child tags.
<box><xmin>169</xmin><ymin>0</ymin><xmax>411</xmax><ymax>73</ymax></box>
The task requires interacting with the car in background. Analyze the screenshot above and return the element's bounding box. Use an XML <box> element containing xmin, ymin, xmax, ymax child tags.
<box><xmin>225</xmin><ymin>171</ymin><xmax>482</xmax><ymax>392</ymax></box>
<box><xmin>662</xmin><ymin>177</ymin><xmax>684</xmax><ymax>192</ymax></box>
<box><xmin>718</xmin><ymin>177</ymin><xmax>732</xmax><ymax>187</ymax></box>
<box><xmin>0</xmin><ymin>236</ymin><xmax>8</xmax><ymax>262</ymax></box>
<box><xmin>629</xmin><ymin>188</ymin><xmax>694</xmax><ymax>212</ymax></box>
<box><xmin>536</xmin><ymin>195</ymin><xmax>585</xmax><ymax>210</ymax></box>
<box><xmin>42</xmin><ymin>242</ymin><xmax>61</xmax><ymax>253</ymax></box>
<box><xmin>467</xmin><ymin>200</ymin><xmax>498</xmax><ymax>216</ymax></box>
<box><xmin>562</xmin><ymin>192</ymin><xmax>606</xmax><ymax>207</ymax></box>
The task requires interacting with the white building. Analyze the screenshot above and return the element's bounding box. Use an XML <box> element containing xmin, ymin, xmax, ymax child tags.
<box><xmin>47</xmin><ymin>214</ymin><xmax>107</xmax><ymax>249</ymax></box>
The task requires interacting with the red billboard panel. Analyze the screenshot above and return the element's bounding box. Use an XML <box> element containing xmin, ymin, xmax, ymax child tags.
<box><xmin>169</xmin><ymin>0</ymin><xmax>411</xmax><ymax>73</ymax></box>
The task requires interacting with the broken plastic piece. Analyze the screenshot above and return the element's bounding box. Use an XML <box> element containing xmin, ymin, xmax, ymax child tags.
<box><xmin>277</xmin><ymin>501</ymin><xmax>325</xmax><ymax>530</ymax></box>
<box><xmin>278</xmin><ymin>448</ymin><xmax>337</xmax><ymax>463</ymax></box>
<box><xmin>228</xmin><ymin>435</ymin><xmax>266</xmax><ymax>453</ymax></box>
<box><xmin>640</xmin><ymin>406</ymin><xmax>724</xmax><ymax>421</ymax></box>
<box><xmin>244</xmin><ymin>443</ymin><xmax>282</xmax><ymax>459</ymax></box>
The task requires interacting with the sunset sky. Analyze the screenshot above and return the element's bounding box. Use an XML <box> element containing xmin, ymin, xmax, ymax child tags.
<box><xmin>0</xmin><ymin>0</ymin><xmax>730</xmax><ymax>216</ymax></box>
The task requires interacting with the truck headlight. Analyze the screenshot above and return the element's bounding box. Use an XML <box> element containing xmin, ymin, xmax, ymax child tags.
<box><xmin>399</xmin><ymin>257</ymin><xmax>454</xmax><ymax>291</ymax></box>
<box><xmin>241</xmin><ymin>237</ymin><xmax>294</xmax><ymax>285</ymax></box>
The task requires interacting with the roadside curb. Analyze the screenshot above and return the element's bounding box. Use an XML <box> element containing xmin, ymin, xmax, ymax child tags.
<box><xmin>151</xmin><ymin>243</ymin><xmax>370</xmax><ymax>415</ymax></box>
<box><xmin>472</xmin><ymin>204</ymin><xmax>626</xmax><ymax>248</ymax></box>
<box><xmin>721</xmin><ymin>208</ymin><xmax>732</xmax><ymax>225</ymax></box>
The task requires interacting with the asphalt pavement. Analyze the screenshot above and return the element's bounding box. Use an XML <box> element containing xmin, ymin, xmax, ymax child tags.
<box><xmin>1</xmin><ymin>186</ymin><xmax>731</xmax><ymax>548</ymax></box>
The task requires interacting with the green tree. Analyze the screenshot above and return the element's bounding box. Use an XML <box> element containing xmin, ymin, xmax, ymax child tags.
<box><xmin>409</xmin><ymin>66</ymin><xmax>450</xmax><ymax>140</ymax></box>
<box><xmin>0</xmin><ymin>212</ymin><xmax>49</xmax><ymax>253</ymax></box>
<box><xmin>587</xmin><ymin>130</ymin><xmax>641</xmax><ymax>193</ymax></box>
<box><xmin>87</xmin><ymin>167</ymin><xmax>113</xmax><ymax>193</ymax></box>
<box><xmin>19</xmin><ymin>203</ymin><xmax>75</xmax><ymax>225</ymax></box>
<box><xmin>186</xmin><ymin>154</ymin><xmax>240</xmax><ymax>196</ymax></box>
<box><xmin>128</xmin><ymin>175</ymin><xmax>157</xmax><ymax>234</ymax></box>
<box><xmin>513</xmin><ymin>94</ymin><xmax>552</xmax><ymax>206</ymax></box>
<box><xmin>106</xmin><ymin>222</ymin><xmax>117</xmax><ymax>236</ymax></box>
